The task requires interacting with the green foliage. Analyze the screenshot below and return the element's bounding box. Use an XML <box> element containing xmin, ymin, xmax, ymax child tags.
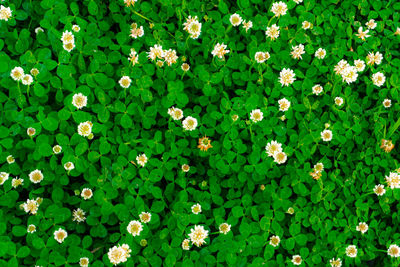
<box><xmin>1</xmin><ymin>0</ymin><xmax>400</xmax><ymax>266</ymax></box>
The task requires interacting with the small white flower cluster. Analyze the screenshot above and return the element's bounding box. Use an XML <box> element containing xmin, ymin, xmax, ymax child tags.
<box><xmin>72</xmin><ymin>93</ymin><xmax>87</xmax><ymax>109</ymax></box>
<box><xmin>291</xmin><ymin>44</ymin><xmax>305</xmax><ymax>59</ymax></box>
<box><xmin>77</xmin><ymin>121</ymin><xmax>93</xmax><ymax>138</ymax></box>
<box><xmin>250</xmin><ymin>109</ymin><xmax>263</xmax><ymax>123</ymax></box>
<box><xmin>334</xmin><ymin>59</ymin><xmax>358</xmax><ymax>84</ymax></box>
<box><xmin>0</xmin><ymin>5</ymin><xmax>12</xmax><ymax>21</ymax></box>
<box><xmin>229</xmin><ymin>13</ymin><xmax>253</xmax><ymax>32</ymax></box>
<box><xmin>266</xmin><ymin>24</ymin><xmax>280</xmax><ymax>40</ymax></box>
<box><xmin>147</xmin><ymin>44</ymin><xmax>178</xmax><ymax>66</ymax></box>
<box><xmin>254</xmin><ymin>51</ymin><xmax>270</xmax><ymax>63</ymax></box>
<box><xmin>168</xmin><ymin>106</ymin><xmax>184</xmax><ymax>120</ymax></box>
<box><xmin>10</xmin><ymin>67</ymin><xmax>34</xmax><ymax>85</ymax></box>
<box><xmin>107</xmin><ymin>244</ymin><xmax>131</xmax><ymax>265</ymax></box>
<box><xmin>265</xmin><ymin>140</ymin><xmax>287</xmax><ymax>164</ymax></box>
<box><xmin>191</xmin><ymin>203</ymin><xmax>201</xmax><ymax>214</ymax></box>
<box><xmin>136</xmin><ymin>154</ymin><xmax>148</xmax><ymax>167</ymax></box>
<box><xmin>211</xmin><ymin>43</ymin><xmax>230</xmax><ymax>59</ymax></box>
<box><xmin>61</xmin><ymin>30</ymin><xmax>75</xmax><ymax>52</ymax></box>
<box><xmin>385</xmin><ymin>171</ymin><xmax>400</xmax><ymax>189</ymax></box>
<box><xmin>130</xmin><ymin>23</ymin><xmax>144</xmax><ymax>39</ymax></box>
<box><xmin>183</xmin><ymin>16</ymin><xmax>202</xmax><ymax>39</ymax></box>
<box><xmin>356</xmin><ymin>222</ymin><xmax>368</xmax><ymax>234</ymax></box>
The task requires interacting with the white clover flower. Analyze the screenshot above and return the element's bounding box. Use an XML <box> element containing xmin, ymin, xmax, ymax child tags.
<box><xmin>168</xmin><ymin>106</ymin><xmax>184</xmax><ymax>120</ymax></box>
<box><xmin>315</xmin><ymin>48</ymin><xmax>326</xmax><ymax>59</ymax></box>
<box><xmin>302</xmin><ymin>21</ymin><xmax>312</xmax><ymax>30</ymax></box>
<box><xmin>356</xmin><ymin>222</ymin><xmax>368</xmax><ymax>234</ymax></box>
<box><xmin>382</xmin><ymin>99</ymin><xmax>391</xmax><ymax>108</ymax></box>
<box><xmin>312</xmin><ymin>84</ymin><xmax>324</xmax><ymax>95</ymax></box>
<box><xmin>279</xmin><ymin>68</ymin><xmax>296</xmax><ymax>86</ymax></box>
<box><xmin>30</xmin><ymin>68</ymin><xmax>40</xmax><ymax>76</ymax></box>
<box><xmin>354</xmin><ymin>59</ymin><xmax>365</xmax><ymax>72</ymax></box>
<box><xmin>191</xmin><ymin>203</ymin><xmax>202</xmax><ymax>214</ymax></box>
<box><xmin>10</xmin><ymin>67</ymin><xmax>24</xmax><ymax>81</ymax></box>
<box><xmin>314</xmin><ymin>162</ymin><xmax>324</xmax><ymax>172</ymax></box>
<box><xmin>54</xmin><ymin>228</ymin><xmax>68</xmax><ymax>243</ymax></box>
<box><xmin>136</xmin><ymin>153</ymin><xmax>148</xmax><ymax>167</ymax></box>
<box><xmin>386</xmin><ymin>172</ymin><xmax>400</xmax><ymax>189</ymax></box>
<box><xmin>229</xmin><ymin>13</ymin><xmax>242</xmax><ymax>26</ymax></box>
<box><xmin>355</xmin><ymin>27</ymin><xmax>370</xmax><ymax>41</ymax></box>
<box><xmin>366</xmin><ymin>19</ymin><xmax>377</xmax><ymax>30</ymax></box>
<box><xmin>127</xmin><ymin>220</ymin><xmax>143</xmax><ymax>236</ymax></box>
<box><xmin>0</xmin><ymin>172</ymin><xmax>9</xmax><ymax>185</ymax></box>
<box><xmin>64</xmin><ymin>162</ymin><xmax>75</xmax><ymax>171</ymax></box>
<box><xmin>292</xmin><ymin>255</ymin><xmax>302</xmax><ymax>265</ymax></box>
<box><xmin>182</xmin><ymin>164</ymin><xmax>190</xmax><ymax>172</ymax></box>
<box><xmin>108</xmin><ymin>244</ymin><xmax>131</xmax><ymax>265</ymax></box>
<box><xmin>341</xmin><ymin>66</ymin><xmax>358</xmax><ymax>84</ymax></box>
<box><xmin>367</xmin><ymin>52</ymin><xmax>383</xmax><ymax>65</ymax></box>
<box><xmin>293</xmin><ymin>0</ymin><xmax>303</xmax><ymax>3</ymax></box>
<box><xmin>27</xmin><ymin>224</ymin><xmax>36</xmax><ymax>234</ymax></box>
<box><xmin>53</xmin><ymin>145</ymin><xmax>62</xmax><ymax>154</ymax></box>
<box><xmin>11</xmin><ymin>177</ymin><xmax>23</xmax><ymax>188</ymax></box>
<box><xmin>6</xmin><ymin>155</ymin><xmax>15</xmax><ymax>164</ymax></box>
<box><xmin>372</xmin><ymin>72</ymin><xmax>385</xmax><ymax>87</ymax></box>
<box><xmin>72</xmin><ymin>208</ymin><xmax>86</xmax><ymax>223</ymax></box>
<box><xmin>23</xmin><ymin>199</ymin><xmax>39</xmax><ymax>214</ymax></box>
<box><xmin>130</xmin><ymin>23</ymin><xmax>144</xmax><ymax>39</ymax></box>
<box><xmin>388</xmin><ymin>245</ymin><xmax>400</xmax><ymax>258</ymax></box>
<box><xmin>181</xmin><ymin>63</ymin><xmax>190</xmax><ymax>72</ymax></box>
<box><xmin>72</xmin><ymin>93</ymin><xmax>87</xmax><ymax>109</ymax></box>
<box><xmin>219</xmin><ymin>223</ymin><xmax>231</xmax><ymax>234</ymax></box>
<box><xmin>329</xmin><ymin>258</ymin><xmax>342</xmax><ymax>267</ymax></box>
<box><xmin>265</xmin><ymin>141</ymin><xmax>282</xmax><ymax>157</ymax></box>
<box><xmin>269</xmin><ymin>235</ymin><xmax>280</xmax><ymax>247</ymax></box>
<box><xmin>273</xmin><ymin>151</ymin><xmax>287</xmax><ymax>164</ymax></box>
<box><xmin>35</xmin><ymin>27</ymin><xmax>44</xmax><ymax>34</ymax></box>
<box><xmin>119</xmin><ymin>76</ymin><xmax>131</xmax><ymax>88</ymax></box>
<box><xmin>250</xmin><ymin>109</ymin><xmax>263</xmax><ymax>123</ymax></box>
<box><xmin>271</xmin><ymin>1</ymin><xmax>288</xmax><ymax>17</ymax></box>
<box><xmin>211</xmin><ymin>43</ymin><xmax>229</xmax><ymax>59</ymax></box>
<box><xmin>128</xmin><ymin>49</ymin><xmax>139</xmax><ymax>66</ymax></box>
<box><xmin>242</xmin><ymin>20</ymin><xmax>253</xmax><ymax>32</ymax></box>
<box><xmin>139</xmin><ymin>212</ymin><xmax>152</xmax><ymax>223</ymax></box>
<box><xmin>334</xmin><ymin>60</ymin><xmax>350</xmax><ymax>76</ymax></box>
<box><xmin>81</xmin><ymin>188</ymin><xmax>93</xmax><ymax>200</ymax></box>
<box><xmin>346</xmin><ymin>245</ymin><xmax>357</xmax><ymax>258</ymax></box>
<box><xmin>27</xmin><ymin>127</ymin><xmax>36</xmax><ymax>137</ymax></box>
<box><xmin>373</xmin><ymin>184</ymin><xmax>385</xmax><ymax>196</ymax></box>
<box><xmin>29</xmin><ymin>169</ymin><xmax>44</xmax><ymax>184</ymax></box>
<box><xmin>334</xmin><ymin>97</ymin><xmax>344</xmax><ymax>107</ymax></box>
<box><xmin>266</xmin><ymin>24</ymin><xmax>280</xmax><ymax>40</ymax></box>
<box><xmin>254</xmin><ymin>52</ymin><xmax>270</xmax><ymax>63</ymax></box>
<box><xmin>79</xmin><ymin>257</ymin><xmax>89</xmax><ymax>267</ymax></box>
<box><xmin>63</xmin><ymin>42</ymin><xmax>75</xmax><ymax>52</ymax></box>
<box><xmin>278</xmin><ymin>98</ymin><xmax>290</xmax><ymax>112</ymax></box>
<box><xmin>0</xmin><ymin>5</ymin><xmax>12</xmax><ymax>21</ymax></box>
<box><xmin>163</xmin><ymin>49</ymin><xmax>178</xmax><ymax>66</ymax></box>
<box><xmin>182</xmin><ymin>116</ymin><xmax>198</xmax><ymax>131</ymax></box>
<box><xmin>147</xmin><ymin>44</ymin><xmax>164</xmax><ymax>61</ymax></box>
<box><xmin>61</xmin><ymin>30</ymin><xmax>74</xmax><ymax>44</ymax></box>
<box><xmin>77</xmin><ymin>121</ymin><xmax>93</xmax><ymax>137</ymax></box>
<box><xmin>188</xmin><ymin>225</ymin><xmax>209</xmax><ymax>247</ymax></box>
<box><xmin>72</xmin><ymin>24</ymin><xmax>80</xmax><ymax>32</ymax></box>
<box><xmin>185</xmin><ymin>18</ymin><xmax>202</xmax><ymax>39</ymax></box>
<box><xmin>21</xmin><ymin>74</ymin><xmax>33</xmax><ymax>85</ymax></box>
<box><xmin>321</xmin><ymin>129</ymin><xmax>333</xmax><ymax>142</ymax></box>
<box><xmin>181</xmin><ymin>239</ymin><xmax>190</xmax><ymax>250</ymax></box>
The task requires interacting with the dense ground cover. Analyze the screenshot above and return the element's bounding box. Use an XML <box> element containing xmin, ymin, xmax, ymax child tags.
<box><xmin>1</xmin><ymin>0</ymin><xmax>400</xmax><ymax>266</ymax></box>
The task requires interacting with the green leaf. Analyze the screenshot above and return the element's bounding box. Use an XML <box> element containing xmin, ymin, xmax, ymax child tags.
<box><xmin>88</xmin><ymin>0</ymin><xmax>98</xmax><ymax>15</ymax></box>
